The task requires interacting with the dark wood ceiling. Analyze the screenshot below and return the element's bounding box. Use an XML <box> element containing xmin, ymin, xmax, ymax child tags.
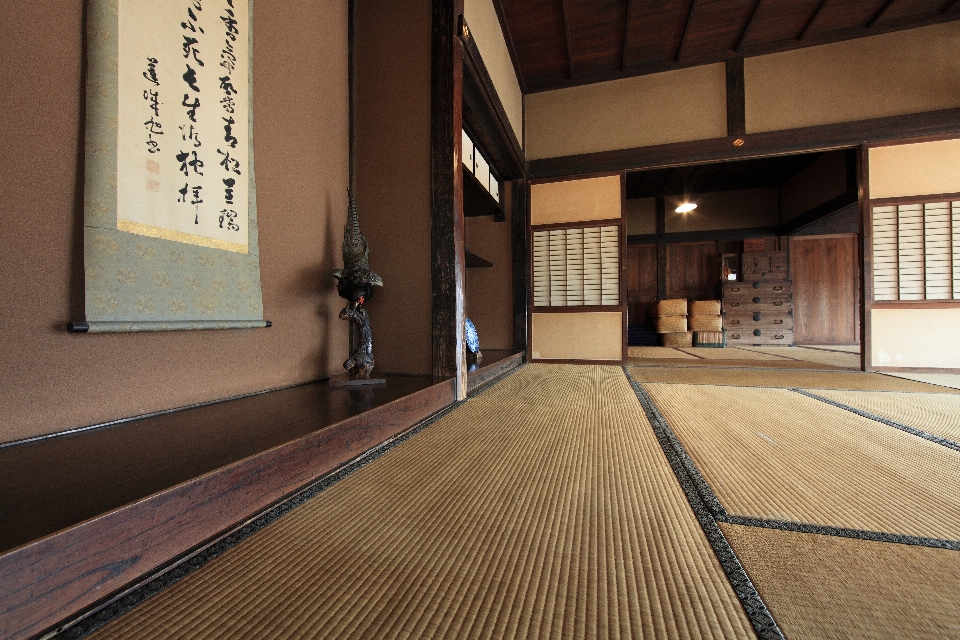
<box><xmin>625</xmin><ymin>150</ymin><xmax>855</xmax><ymax>198</ymax></box>
<box><xmin>495</xmin><ymin>0</ymin><xmax>960</xmax><ymax>93</ymax></box>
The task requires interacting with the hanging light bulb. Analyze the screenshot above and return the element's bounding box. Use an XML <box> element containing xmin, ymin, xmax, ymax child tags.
<box><xmin>675</xmin><ymin>202</ymin><xmax>697</xmax><ymax>213</ymax></box>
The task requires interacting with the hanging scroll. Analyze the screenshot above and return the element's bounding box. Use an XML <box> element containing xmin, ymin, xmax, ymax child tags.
<box><xmin>77</xmin><ymin>0</ymin><xmax>266</xmax><ymax>333</ymax></box>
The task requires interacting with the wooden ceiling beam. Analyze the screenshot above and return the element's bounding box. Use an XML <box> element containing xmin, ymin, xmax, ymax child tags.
<box><xmin>736</xmin><ymin>0</ymin><xmax>763</xmax><ymax>53</ymax></box>
<box><xmin>676</xmin><ymin>0</ymin><xmax>698</xmax><ymax>62</ymax></box>
<box><xmin>621</xmin><ymin>0</ymin><xmax>635</xmax><ymax>73</ymax></box>
<box><xmin>561</xmin><ymin>0</ymin><xmax>575</xmax><ymax>79</ymax></box>
<box><xmin>940</xmin><ymin>0</ymin><xmax>960</xmax><ymax>13</ymax></box>
<box><xmin>867</xmin><ymin>0</ymin><xmax>897</xmax><ymax>28</ymax></box>
<box><xmin>799</xmin><ymin>0</ymin><xmax>828</xmax><ymax>40</ymax></box>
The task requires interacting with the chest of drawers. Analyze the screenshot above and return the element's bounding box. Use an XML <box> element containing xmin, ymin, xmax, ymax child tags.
<box><xmin>722</xmin><ymin>280</ymin><xmax>795</xmax><ymax>346</ymax></box>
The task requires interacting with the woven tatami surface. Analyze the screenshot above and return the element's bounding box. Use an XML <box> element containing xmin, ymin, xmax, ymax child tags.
<box><xmin>627</xmin><ymin>346</ymin><xmax>697</xmax><ymax>359</ymax></box>
<box><xmin>720</xmin><ymin>523</ymin><xmax>960</xmax><ymax>639</ymax></box>
<box><xmin>88</xmin><ymin>365</ymin><xmax>755</xmax><ymax>640</ymax></box>
<box><xmin>644</xmin><ymin>383</ymin><xmax>960</xmax><ymax>540</ymax></box>
<box><xmin>628</xmin><ymin>366</ymin><xmax>959</xmax><ymax>392</ymax></box>
<box><xmin>815</xmin><ymin>390</ymin><xmax>960</xmax><ymax>444</ymax></box>
<box><xmin>735</xmin><ymin>346</ymin><xmax>860</xmax><ymax>369</ymax></box>
<box><xmin>676</xmin><ymin>347</ymin><xmax>788</xmax><ymax>361</ymax></box>
<box><xmin>627</xmin><ymin>358</ymin><xmax>840</xmax><ymax>370</ymax></box>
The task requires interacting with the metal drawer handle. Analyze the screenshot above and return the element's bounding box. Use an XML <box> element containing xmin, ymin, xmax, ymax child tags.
<box><xmin>731</xmin><ymin>334</ymin><xmax>741</xmax><ymax>340</ymax></box>
<box><xmin>730</xmin><ymin>287</ymin><xmax>741</xmax><ymax>292</ymax></box>
<box><xmin>730</xmin><ymin>302</ymin><xmax>741</xmax><ymax>307</ymax></box>
<box><xmin>775</xmin><ymin>335</ymin><xmax>785</xmax><ymax>340</ymax></box>
<box><xmin>773</xmin><ymin>301</ymin><xmax>784</xmax><ymax>307</ymax></box>
<box><xmin>774</xmin><ymin>285</ymin><xmax>783</xmax><ymax>291</ymax></box>
<box><xmin>729</xmin><ymin>319</ymin><xmax>741</xmax><ymax>325</ymax></box>
<box><xmin>774</xmin><ymin>319</ymin><xmax>783</xmax><ymax>325</ymax></box>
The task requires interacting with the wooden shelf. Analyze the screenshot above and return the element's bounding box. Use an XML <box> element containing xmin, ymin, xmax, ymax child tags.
<box><xmin>463</xmin><ymin>168</ymin><xmax>504</xmax><ymax>220</ymax></box>
<box><xmin>465</xmin><ymin>249</ymin><xmax>493</xmax><ymax>268</ymax></box>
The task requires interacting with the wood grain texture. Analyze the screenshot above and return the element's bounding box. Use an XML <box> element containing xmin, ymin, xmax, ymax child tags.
<box><xmin>466</xmin><ymin>351</ymin><xmax>524</xmax><ymax>393</ymax></box>
<box><xmin>431</xmin><ymin>0</ymin><xmax>466</xmax><ymax>393</ymax></box>
<box><xmin>0</xmin><ymin>379</ymin><xmax>456</xmax><ymax>640</ymax></box>
<box><xmin>504</xmin><ymin>0</ymin><xmax>958</xmax><ymax>92</ymax></box>
<box><xmin>725</xmin><ymin>57</ymin><xmax>746</xmax><ymax>137</ymax></box>
<box><xmin>791</xmin><ymin>235</ymin><xmax>859</xmax><ymax>344</ymax></box>
<box><xmin>666</xmin><ymin>241</ymin><xmax>720</xmax><ymax>301</ymax></box>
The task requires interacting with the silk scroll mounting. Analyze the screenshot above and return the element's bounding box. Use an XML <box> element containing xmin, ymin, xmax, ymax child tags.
<box><xmin>79</xmin><ymin>0</ymin><xmax>266</xmax><ymax>333</ymax></box>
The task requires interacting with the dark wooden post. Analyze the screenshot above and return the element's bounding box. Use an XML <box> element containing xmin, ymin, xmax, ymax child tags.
<box><xmin>511</xmin><ymin>178</ymin><xmax>528</xmax><ymax>354</ymax></box>
<box><xmin>431</xmin><ymin>0</ymin><xmax>467</xmax><ymax>397</ymax></box>
<box><xmin>726</xmin><ymin>57</ymin><xmax>746</xmax><ymax>138</ymax></box>
<box><xmin>656</xmin><ymin>195</ymin><xmax>667</xmax><ymax>299</ymax></box>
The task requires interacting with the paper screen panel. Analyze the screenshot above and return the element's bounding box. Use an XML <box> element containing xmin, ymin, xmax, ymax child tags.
<box><xmin>531</xmin><ymin>225</ymin><xmax>620</xmax><ymax>307</ymax></box>
<box><xmin>872</xmin><ymin>200</ymin><xmax>960</xmax><ymax>302</ymax></box>
<box><xmin>82</xmin><ymin>0</ymin><xmax>265</xmax><ymax>332</ymax></box>
<box><xmin>872</xmin><ymin>205</ymin><xmax>898</xmax><ymax>301</ymax></box>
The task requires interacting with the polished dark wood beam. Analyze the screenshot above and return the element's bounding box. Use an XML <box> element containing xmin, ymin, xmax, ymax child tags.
<box><xmin>561</xmin><ymin>0</ymin><xmax>575</xmax><ymax>78</ymax></box>
<box><xmin>655</xmin><ymin>196</ymin><xmax>667</xmax><ymax>299</ymax></box>
<box><xmin>726</xmin><ymin>57</ymin><xmax>746</xmax><ymax>137</ymax></box>
<box><xmin>676</xmin><ymin>0</ymin><xmax>698</xmax><ymax>62</ymax></box>
<box><xmin>511</xmin><ymin>180</ymin><xmax>528</xmax><ymax>354</ymax></box>
<box><xmin>431</xmin><ymin>0</ymin><xmax>466</xmax><ymax>395</ymax></box>
<box><xmin>491</xmin><ymin>0</ymin><xmax>527</xmax><ymax>93</ymax></box>
<box><xmin>867</xmin><ymin>0</ymin><xmax>897</xmax><ymax>27</ymax></box>
<box><xmin>621</xmin><ymin>0</ymin><xmax>635</xmax><ymax>72</ymax></box>
<box><xmin>736</xmin><ymin>0</ymin><xmax>763</xmax><ymax>53</ymax></box>
<box><xmin>799</xmin><ymin>0</ymin><xmax>828</xmax><ymax>40</ymax></box>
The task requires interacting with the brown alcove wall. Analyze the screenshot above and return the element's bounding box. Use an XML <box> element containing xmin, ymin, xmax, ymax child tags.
<box><xmin>0</xmin><ymin>0</ymin><xmax>350</xmax><ymax>443</ymax></box>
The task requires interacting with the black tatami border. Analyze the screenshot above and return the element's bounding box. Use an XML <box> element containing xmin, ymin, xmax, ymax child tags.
<box><xmin>622</xmin><ymin>367</ymin><xmax>786</xmax><ymax>640</ymax></box>
<box><xmin>51</xmin><ymin>367</ymin><xmax>527</xmax><ymax>640</ymax></box>
<box><xmin>794</xmin><ymin>388</ymin><xmax>960</xmax><ymax>454</ymax></box>
<box><xmin>625</xmin><ymin>369</ymin><xmax>960</xmax><ymax>552</ymax></box>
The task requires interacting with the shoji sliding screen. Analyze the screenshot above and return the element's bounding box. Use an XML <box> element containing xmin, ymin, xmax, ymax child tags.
<box><xmin>867</xmin><ymin>138</ymin><xmax>960</xmax><ymax>370</ymax></box>
<box><xmin>528</xmin><ymin>174</ymin><xmax>626</xmax><ymax>362</ymax></box>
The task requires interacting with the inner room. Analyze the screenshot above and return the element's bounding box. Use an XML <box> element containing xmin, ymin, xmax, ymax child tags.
<box><xmin>624</xmin><ymin>149</ymin><xmax>862</xmax><ymax>369</ymax></box>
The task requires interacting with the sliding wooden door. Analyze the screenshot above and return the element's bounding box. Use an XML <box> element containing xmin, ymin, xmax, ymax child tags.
<box><xmin>790</xmin><ymin>234</ymin><xmax>859</xmax><ymax>345</ymax></box>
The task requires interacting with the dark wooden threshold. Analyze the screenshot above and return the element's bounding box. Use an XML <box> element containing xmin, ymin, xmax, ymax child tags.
<box><xmin>467</xmin><ymin>349</ymin><xmax>524</xmax><ymax>394</ymax></box>
<box><xmin>0</xmin><ymin>376</ymin><xmax>457</xmax><ymax>640</ymax></box>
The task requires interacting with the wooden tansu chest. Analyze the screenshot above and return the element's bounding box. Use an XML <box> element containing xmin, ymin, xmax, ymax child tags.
<box><xmin>741</xmin><ymin>251</ymin><xmax>788</xmax><ymax>280</ymax></box>
<box><xmin>722</xmin><ymin>279</ymin><xmax>795</xmax><ymax>346</ymax></box>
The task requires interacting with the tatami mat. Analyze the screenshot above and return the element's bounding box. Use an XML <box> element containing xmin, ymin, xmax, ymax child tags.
<box><xmin>644</xmin><ymin>383</ymin><xmax>960</xmax><ymax>541</ymax></box>
<box><xmin>735</xmin><ymin>346</ymin><xmax>860</xmax><ymax>369</ymax></box>
<box><xmin>883</xmin><ymin>372</ymin><xmax>960</xmax><ymax>391</ymax></box>
<box><xmin>720</xmin><ymin>523</ymin><xmax>960</xmax><ymax>639</ymax></box>
<box><xmin>676</xmin><ymin>347</ymin><xmax>788</xmax><ymax>361</ymax></box>
<box><xmin>814</xmin><ymin>390</ymin><xmax>960</xmax><ymax>445</ymax></box>
<box><xmin>627</xmin><ymin>366</ymin><xmax>959</xmax><ymax>393</ymax></box>
<box><xmin>627</xmin><ymin>358</ymin><xmax>843</xmax><ymax>370</ymax></box>
<box><xmin>88</xmin><ymin>365</ymin><xmax>755</xmax><ymax>640</ymax></box>
<box><xmin>627</xmin><ymin>346</ymin><xmax>697</xmax><ymax>359</ymax></box>
<box><xmin>802</xmin><ymin>344</ymin><xmax>861</xmax><ymax>353</ymax></box>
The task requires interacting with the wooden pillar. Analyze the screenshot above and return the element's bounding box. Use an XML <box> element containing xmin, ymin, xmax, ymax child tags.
<box><xmin>431</xmin><ymin>0</ymin><xmax>467</xmax><ymax>397</ymax></box>
<box><xmin>858</xmin><ymin>145</ymin><xmax>871</xmax><ymax>372</ymax></box>
<box><xmin>725</xmin><ymin>57</ymin><xmax>746</xmax><ymax>137</ymax></box>
<box><xmin>656</xmin><ymin>196</ymin><xmax>667</xmax><ymax>299</ymax></box>
<box><xmin>511</xmin><ymin>178</ymin><xmax>528</xmax><ymax>354</ymax></box>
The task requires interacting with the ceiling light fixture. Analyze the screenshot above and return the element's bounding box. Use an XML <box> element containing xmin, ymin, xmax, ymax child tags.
<box><xmin>675</xmin><ymin>202</ymin><xmax>697</xmax><ymax>213</ymax></box>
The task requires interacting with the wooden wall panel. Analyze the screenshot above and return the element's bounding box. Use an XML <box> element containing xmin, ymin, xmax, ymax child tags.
<box><xmin>529</xmin><ymin>175</ymin><xmax>622</xmax><ymax>225</ymax></box>
<box><xmin>626</xmin><ymin>244</ymin><xmax>657</xmax><ymax>327</ymax></box>
<box><xmin>665</xmin><ymin>241</ymin><xmax>720</xmax><ymax>301</ymax></box>
<box><xmin>791</xmin><ymin>235</ymin><xmax>859</xmax><ymax>345</ymax></box>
